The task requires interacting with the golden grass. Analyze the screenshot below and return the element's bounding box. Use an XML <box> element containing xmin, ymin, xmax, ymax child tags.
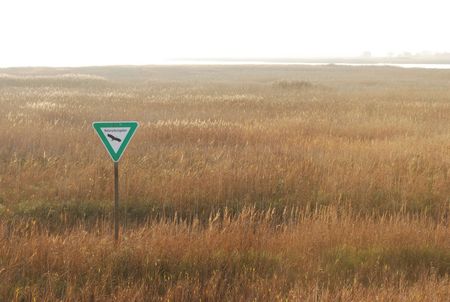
<box><xmin>1</xmin><ymin>208</ymin><xmax>449</xmax><ymax>301</ymax></box>
<box><xmin>0</xmin><ymin>65</ymin><xmax>449</xmax><ymax>300</ymax></box>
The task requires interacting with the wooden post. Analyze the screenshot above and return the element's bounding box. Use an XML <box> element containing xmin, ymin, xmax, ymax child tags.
<box><xmin>114</xmin><ymin>161</ymin><xmax>119</xmax><ymax>242</ymax></box>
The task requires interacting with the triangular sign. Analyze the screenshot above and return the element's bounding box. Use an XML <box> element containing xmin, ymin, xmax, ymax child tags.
<box><xmin>92</xmin><ymin>121</ymin><xmax>139</xmax><ymax>162</ymax></box>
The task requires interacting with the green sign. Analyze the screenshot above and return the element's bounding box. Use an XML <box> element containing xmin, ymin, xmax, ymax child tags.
<box><xmin>92</xmin><ymin>121</ymin><xmax>139</xmax><ymax>162</ymax></box>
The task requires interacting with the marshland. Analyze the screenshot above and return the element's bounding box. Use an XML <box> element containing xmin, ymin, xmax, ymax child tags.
<box><xmin>1</xmin><ymin>65</ymin><xmax>449</xmax><ymax>301</ymax></box>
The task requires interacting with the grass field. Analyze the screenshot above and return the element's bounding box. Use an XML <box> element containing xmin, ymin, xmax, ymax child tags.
<box><xmin>1</xmin><ymin>65</ymin><xmax>449</xmax><ymax>301</ymax></box>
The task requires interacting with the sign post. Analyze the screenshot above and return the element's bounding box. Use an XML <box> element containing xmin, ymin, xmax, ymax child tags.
<box><xmin>93</xmin><ymin>121</ymin><xmax>139</xmax><ymax>242</ymax></box>
<box><xmin>114</xmin><ymin>161</ymin><xmax>119</xmax><ymax>241</ymax></box>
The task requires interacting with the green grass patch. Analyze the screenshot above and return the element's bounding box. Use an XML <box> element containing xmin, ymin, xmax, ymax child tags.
<box><xmin>322</xmin><ymin>245</ymin><xmax>450</xmax><ymax>286</ymax></box>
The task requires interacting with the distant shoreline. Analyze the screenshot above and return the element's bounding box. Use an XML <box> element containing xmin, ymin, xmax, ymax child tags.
<box><xmin>173</xmin><ymin>56</ymin><xmax>450</xmax><ymax>65</ymax></box>
<box><xmin>2</xmin><ymin>61</ymin><xmax>450</xmax><ymax>70</ymax></box>
<box><xmin>162</xmin><ymin>61</ymin><xmax>450</xmax><ymax>69</ymax></box>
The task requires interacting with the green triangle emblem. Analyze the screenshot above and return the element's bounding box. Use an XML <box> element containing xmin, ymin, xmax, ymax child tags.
<box><xmin>92</xmin><ymin>121</ymin><xmax>139</xmax><ymax>162</ymax></box>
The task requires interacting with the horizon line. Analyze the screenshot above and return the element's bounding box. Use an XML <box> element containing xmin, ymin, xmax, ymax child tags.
<box><xmin>2</xmin><ymin>55</ymin><xmax>450</xmax><ymax>69</ymax></box>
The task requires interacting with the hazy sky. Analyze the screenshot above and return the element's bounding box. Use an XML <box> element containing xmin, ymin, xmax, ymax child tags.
<box><xmin>1</xmin><ymin>0</ymin><xmax>449</xmax><ymax>67</ymax></box>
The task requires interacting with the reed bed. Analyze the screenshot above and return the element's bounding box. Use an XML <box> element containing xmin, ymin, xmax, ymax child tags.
<box><xmin>0</xmin><ymin>65</ymin><xmax>449</xmax><ymax>300</ymax></box>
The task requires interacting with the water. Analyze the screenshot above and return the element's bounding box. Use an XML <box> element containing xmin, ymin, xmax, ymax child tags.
<box><xmin>165</xmin><ymin>60</ymin><xmax>450</xmax><ymax>70</ymax></box>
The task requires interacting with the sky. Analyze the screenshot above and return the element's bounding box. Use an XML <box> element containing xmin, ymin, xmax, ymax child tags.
<box><xmin>1</xmin><ymin>0</ymin><xmax>449</xmax><ymax>67</ymax></box>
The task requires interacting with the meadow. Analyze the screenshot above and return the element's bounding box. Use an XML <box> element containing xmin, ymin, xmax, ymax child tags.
<box><xmin>0</xmin><ymin>65</ymin><xmax>449</xmax><ymax>301</ymax></box>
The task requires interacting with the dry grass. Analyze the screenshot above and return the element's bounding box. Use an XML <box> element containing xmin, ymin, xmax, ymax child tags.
<box><xmin>0</xmin><ymin>65</ymin><xmax>449</xmax><ymax>301</ymax></box>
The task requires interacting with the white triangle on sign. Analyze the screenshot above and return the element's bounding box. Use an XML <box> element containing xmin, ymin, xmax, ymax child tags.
<box><xmin>100</xmin><ymin>127</ymin><xmax>131</xmax><ymax>153</ymax></box>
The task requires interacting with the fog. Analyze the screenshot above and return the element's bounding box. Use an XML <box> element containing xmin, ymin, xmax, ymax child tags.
<box><xmin>1</xmin><ymin>0</ymin><xmax>449</xmax><ymax>67</ymax></box>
